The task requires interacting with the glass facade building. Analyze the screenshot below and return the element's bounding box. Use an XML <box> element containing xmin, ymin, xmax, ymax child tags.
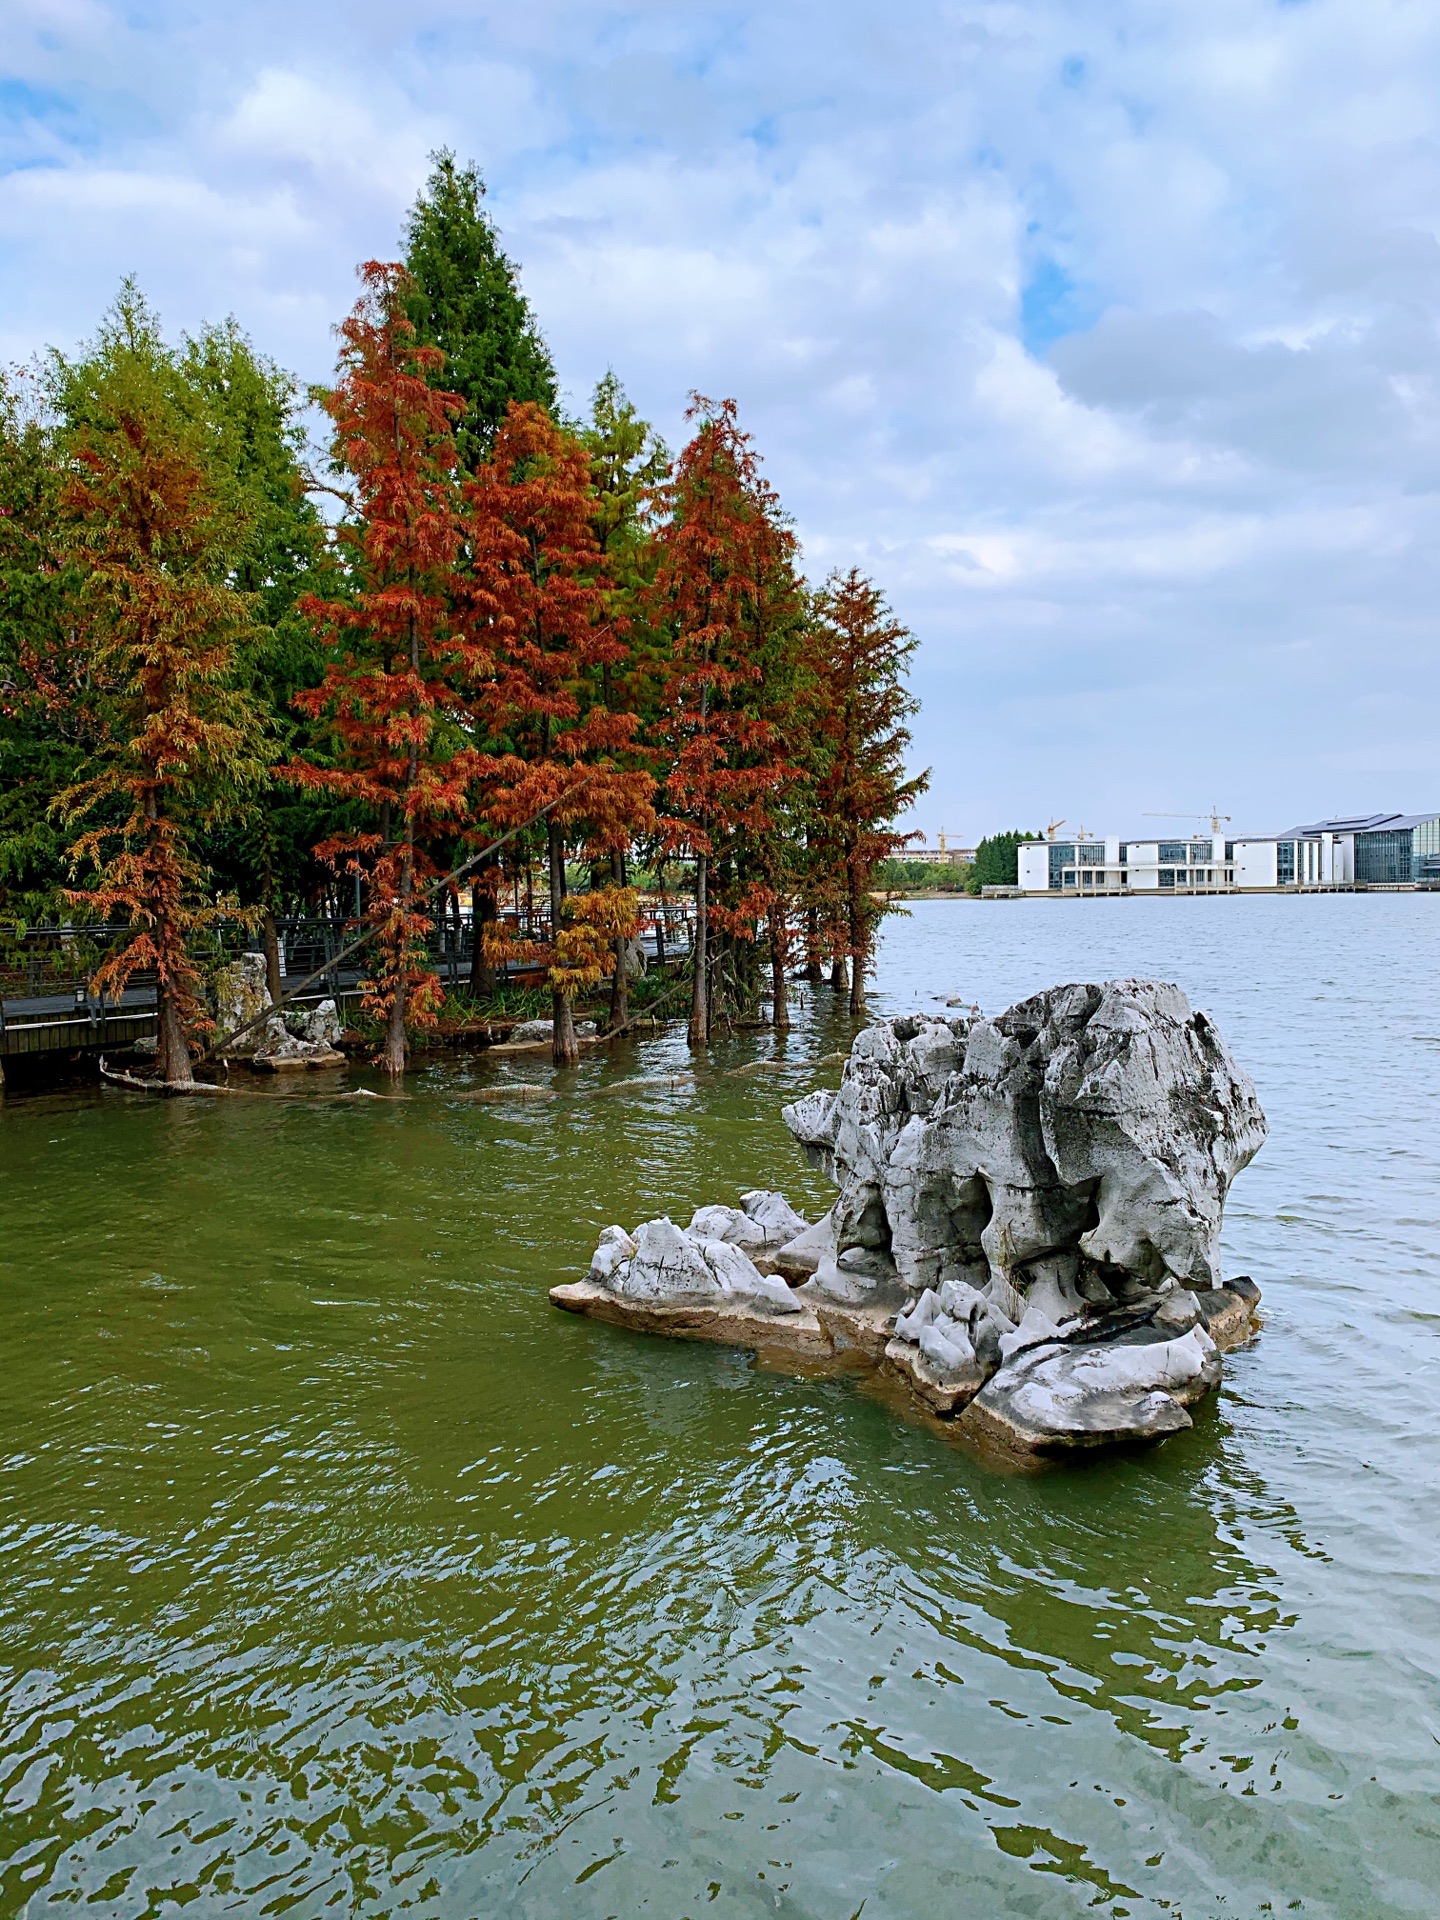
<box><xmin>1017</xmin><ymin>812</ymin><xmax>1440</xmax><ymax>894</ymax></box>
<box><xmin>1355</xmin><ymin>829</ymin><xmax>1414</xmax><ymax>885</ymax></box>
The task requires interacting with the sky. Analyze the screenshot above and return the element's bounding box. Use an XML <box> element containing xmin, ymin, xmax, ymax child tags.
<box><xmin>4</xmin><ymin>0</ymin><xmax>1439</xmax><ymax>842</ymax></box>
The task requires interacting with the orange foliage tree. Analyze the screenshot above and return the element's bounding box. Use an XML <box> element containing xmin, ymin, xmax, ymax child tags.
<box><xmin>57</xmin><ymin>342</ymin><xmax>262</xmax><ymax>1086</ymax></box>
<box><xmin>649</xmin><ymin>397</ymin><xmax>795</xmax><ymax>1045</ymax></box>
<box><xmin>465</xmin><ymin>401</ymin><xmax>653</xmax><ymax>1065</ymax></box>
<box><xmin>803</xmin><ymin>568</ymin><xmax>928</xmax><ymax>1011</ymax></box>
<box><xmin>291</xmin><ymin>262</ymin><xmax>478</xmax><ymax>1074</ymax></box>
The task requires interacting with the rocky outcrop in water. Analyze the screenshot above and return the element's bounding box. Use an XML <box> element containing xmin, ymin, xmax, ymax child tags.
<box><xmin>213</xmin><ymin>956</ymin><xmax>345</xmax><ymax>1070</ymax></box>
<box><xmin>552</xmin><ymin>980</ymin><xmax>1267</xmax><ymax>1456</ymax></box>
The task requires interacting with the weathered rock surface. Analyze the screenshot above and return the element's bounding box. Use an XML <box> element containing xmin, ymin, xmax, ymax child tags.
<box><xmin>507</xmin><ymin>1017</ymin><xmax>599</xmax><ymax>1043</ymax></box>
<box><xmin>552</xmin><ymin>980</ymin><xmax>1267</xmax><ymax>1458</ymax></box>
<box><xmin>287</xmin><ymin>998</ymin><xmax>343</xmax><ymax>1049</ymax></box>
<box><xmin>213</xmin><ymin>954</ymin><xmax>272</xmax><ymax>1057</ymax></box>
<box><xmin>213</xmin><ymin>960</ymin><xmax>344</xmax><ymax>1069</ymax></box>
<box><xmin>250</xmin><ymin>1013</ymin><xmax>346</xmax><ymax>1071</ymax></box>
<box><xmin>584</xmin><ymin>1200</ymin><xmax>806</xmax><ymax>1316</ymax></box>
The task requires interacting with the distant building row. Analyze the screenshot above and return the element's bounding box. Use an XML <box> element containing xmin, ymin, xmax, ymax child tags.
<box><xmin>1016</xmin><ymin>814</ymin><xmax>1440</xmax><ymax>896</ymax></box>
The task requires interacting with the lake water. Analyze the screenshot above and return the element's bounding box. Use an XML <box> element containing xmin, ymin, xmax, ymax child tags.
<box><xmin>2</xmin><ymin>894</ymin><xmax>1438</xmax><ymax>1919</ymax></box>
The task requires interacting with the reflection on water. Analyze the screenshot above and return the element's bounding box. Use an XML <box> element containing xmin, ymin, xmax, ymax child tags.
<box><xmin>3</xmin><ymin>895</ymin><xmax>1439</xmax><ymax>1917</ymax></box>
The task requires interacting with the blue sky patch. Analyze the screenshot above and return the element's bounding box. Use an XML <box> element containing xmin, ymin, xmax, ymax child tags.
<box><xmin>1019</xmin><ymin>256</ymin><xmax>1097</xmax><ymax>357</ymax></box>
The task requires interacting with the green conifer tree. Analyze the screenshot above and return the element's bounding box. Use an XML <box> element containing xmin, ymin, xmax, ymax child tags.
<box><xmin>402</xmin><ymin>151</ymin><xmax>558</xmax><ymax>470</ymax></box>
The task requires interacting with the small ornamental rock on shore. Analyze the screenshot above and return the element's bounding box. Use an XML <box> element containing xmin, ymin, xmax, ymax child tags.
<box><xmin>551</xmin><ymin>979</ymin><xmax>1268</xmax><ymax>1458</ymax></box>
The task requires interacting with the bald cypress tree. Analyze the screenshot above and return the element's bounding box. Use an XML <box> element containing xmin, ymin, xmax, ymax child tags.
<box><xmin>402</xmin><ymin>151</ymin><xmax>558</xmax><ymax>470</ymax></box>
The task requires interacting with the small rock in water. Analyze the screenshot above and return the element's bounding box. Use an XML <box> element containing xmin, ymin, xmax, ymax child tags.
<box><xmin>455</xmin><ymin>1083</ymin><xmax>555</xmax><ymax>1103</ymax></box>
<box><xmin>506</xmin><ymin>1017</ymin><xmax>598</xmax><ymax>1043</ymax></box>
<box><xmin>596</xmin><ymin>1074</ymin><xmax>692</xmax><ymax>1096</ymax></box>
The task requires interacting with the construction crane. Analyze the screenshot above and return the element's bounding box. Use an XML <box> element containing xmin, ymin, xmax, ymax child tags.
<box><xmin>1144</xmin><ymin>808</ymin><xmax>1232</xmax><ymax>834</ymax></box>
<box><xmin>1044</xmin><ymin>818</ymin><xmax>1066</xmax><ymax>841</ymax></box>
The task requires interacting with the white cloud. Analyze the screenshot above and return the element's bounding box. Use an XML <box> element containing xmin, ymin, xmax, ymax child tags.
<box><xmin>3</xmin><ymin>0</ymin><xmax>1440</xmax><ymax>831</ymax></box>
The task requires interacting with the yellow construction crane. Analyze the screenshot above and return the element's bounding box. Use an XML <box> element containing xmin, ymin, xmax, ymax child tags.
<box><xmin>1044</xmin><ymin>818</ymin><xmax>1066</xmax><ymax>841</ymax></box>
<box><xmin>1144</xmin><ymin>808</ymin><xmax>1232</xmax><ymax>834</ymax></box>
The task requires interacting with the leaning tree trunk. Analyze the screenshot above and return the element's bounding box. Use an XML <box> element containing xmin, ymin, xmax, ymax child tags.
<box><xmin>689</xmin><ymin>851</ymin><xmax>708</xmax><ymax>1048</ymax></box>
<box><xmin>469</xmin><ymin>880</ymin><xmax>497</xmax><ymax>998</ymax></box>
<box><xmin>707</xmin><ymin>918</ymin><xmax>723</xmax><ymax>1039</ymax></box>
<box><xmin>381</xmin><ymin>832</ymin><xmax>413</xmax><ymax>1077</ymax></box>
<box><xmin>548</xmin><ymin>822</ymin><xmax>578</xmax><ymax>1067</ymax></box>
<box><xmin>608</xmin><ymin>847</ymin><xmax>629</xmax><ymax>1034</ymax></box>
<box><xmin>261</xmin><ymin>910</ymin><xmax>283</xmax><ymax>1006</ymax></box>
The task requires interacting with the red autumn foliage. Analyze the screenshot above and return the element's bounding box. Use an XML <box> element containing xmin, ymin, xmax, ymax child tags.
<box><xmin>464</xmin><ymin>400</ymin><xmax>653</xmax><ymax>1063</ymax></box>
<box><xmin>290</xmin><ymin>261</ymin><xmax>481</xmax><ymax>1072</ymax></box>
<box><xmin>58</xmin><ymin>387</ymin><xmax>260</xmax><ymax>1085</ymax></box>
<box><xmin>649</xmin><ymin>396</ymin><xmax>796</xmax><ymax>1043</ymax></box>
<box><xmin>802</xmin><ymin>568</ymin><xmax>928</xmax><ymax>1010</ymax></box>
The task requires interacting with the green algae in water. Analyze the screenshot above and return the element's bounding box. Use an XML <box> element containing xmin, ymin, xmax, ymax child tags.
<box><xmin>3</xmin><ymin>897</ymin><xmax>1440</xmax><ymax>1917</ymax></box>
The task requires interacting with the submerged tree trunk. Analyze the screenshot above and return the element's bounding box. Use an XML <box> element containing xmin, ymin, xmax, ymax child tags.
<box><xmin>145</xmin><ymin>794</ymin><xmax>193</xmax><ymax>1088</ymax></box>
<box><xmin>803</xmin><ymin>906</ymin><xmax>822</xmax><ymax>982</ymax></box>
<box><xmin>689</xmin><ymin>851</ymin><xmax>708</xmax><ymax>1048</ymax></box>
<box><xmin>469</xmin><ymin>880</ymin><xmax>496</xmax><ymax>998</ymax></box>
<box><xmin>156</xmin><ymin>978</ymin><xmax>194</xmax><ymax>1087</ymax></box>
<box><xmin>848</xmin><ymin>880</ymin><xmax>867</xmax><ymax>1015</ymax></box>
<box><xmin>549</xmin><ymin>822</ymin><xmax>578</xmax><ymax>1067</ymax></box>
<box><xmin>381</xmin><ymin>830</ymin><xmax>413</xmax><ymax>1076</ymax></box>
<box><xmin>608</xmin><ymin>847</ymin><xmax>629</xmax><ymax>1033</ymax></box>
<box><xmin>708</xmin><ymin>918</ymin><xmax>723</xmax><ymax>1038</ymax></box>
<box><xmin>262</xmin><ymin>910</ymin><xmax>283</xmax><ymax>1007</ymax></box>
<box><xmin>830</xmin><ymin>952</ymin><xmax>849</xmax><ymax>996</ymax></box>
<box><xmin>770</xmin><ymin>907</ymin><xmax>789</xmax><ymax>1032</ymax></box>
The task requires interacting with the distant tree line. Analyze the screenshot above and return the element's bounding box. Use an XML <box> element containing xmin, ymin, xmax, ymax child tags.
<box><xmin>879</xmin><ymin>830</ymin><xmax>1039</xmax><ymax>896</ymax></box>
<box><xmin>0</xmin><ymin>153</ymin><xmax>927</xmax><ymax>1079</ymax></box>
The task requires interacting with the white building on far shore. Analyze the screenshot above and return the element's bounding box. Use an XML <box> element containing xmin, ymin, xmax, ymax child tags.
<box><xmin>1016</xmin><ymin>814</ymin><xmax>1440</xmax><ymax>896</ymax></box>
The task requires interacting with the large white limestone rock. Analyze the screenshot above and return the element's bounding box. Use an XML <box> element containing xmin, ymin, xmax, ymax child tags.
<box><xmin>782</xmin><ymin>980</ymin><xmax>1266</xmax><ymax>1309</ymax></box>
<box><xmin>557</xmin><ymin>979</ymin><xmax>1266</xmax><ymax>1457</ymax></box>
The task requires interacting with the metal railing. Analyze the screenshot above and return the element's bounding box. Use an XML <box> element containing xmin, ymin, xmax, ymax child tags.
<box><xmin>0</xmin><ymin>897</ymin><xmax>698</xmax><ymax>1058</ymax></box>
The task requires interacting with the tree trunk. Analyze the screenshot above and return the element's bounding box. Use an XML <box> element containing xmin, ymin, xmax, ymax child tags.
<box><xmin>770</xmin><ymin>908</ymin><xmax>789</xmax><ymax>1031</ymax></box>
<box><xmin>608</xmin><ymin>847</ymin><xmax>629</xmax><ymax>1034</ymax></box>
<box><xmin>830</xmin><ymin>953</ymin><xmax>849</xmax><ymax>995</ymax></box>
<box><xmin>469</xmin><ymin>881</ymin><xmax>496</xmax><ymax>998</ymax></box>
<box><xmin>157</xmin><ymin>980</ymin><xmax>193</xmax><ymax>1087</ymax></box>
<box><xmin>847</xmin><ymin>941</ymin><xmax>866</xmax><ymax>1014</ymax></box>
<box><xmin>262</xmin><ymin>910</ymin><xmax>283</xmax><ymax>1007</ymax></box>
<box><xmin>708</xmin><ymin>918</ymin><xmax>722</xmax><ymax>1039</ymax></box>
<box><xmin>803</xmin><ymin>906</ymin><xmax>822</xmax><ymax>981</ymax></box>
<box><xmin>689</xmin><ymin>851</ymin><xmax>708</xmax><ymax>1048</ymax></box>
<box><xmin>381</xmin><ymin>835</ymin><xmax>412</xmax><ymax>1076</ymax></box>
<box><xmin>145</xmin><ymin>788</ymin><xmax>193</xmax><ymax>1087</ymax></box>
<box><xmin>549</xmin><ymin>822</ymin><xmax>578</xmax><ymax>1067</ymax></box>
<box><xmin>654</xmin><ymin>859</ymin><xmax>668</xmax><ymax>969</ymax></box>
